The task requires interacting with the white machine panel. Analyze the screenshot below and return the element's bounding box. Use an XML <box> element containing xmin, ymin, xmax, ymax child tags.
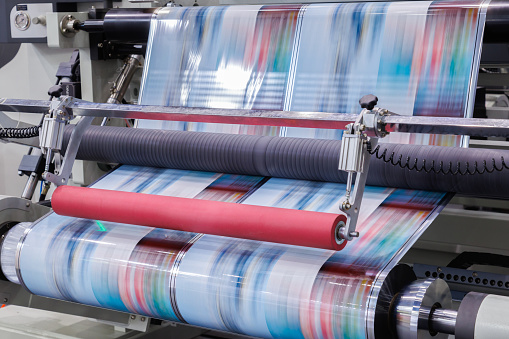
<box><xmin>10</xmin><ymin>3</ymin><xmax>52</xmax><ymax>39</ymax></box>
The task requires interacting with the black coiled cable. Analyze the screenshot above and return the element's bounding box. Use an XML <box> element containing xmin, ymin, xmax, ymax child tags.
<box><xmin>368</xmin><ymin>144</ymin><xmax>509</xmax><ymax>175</ymax></box>
<box><xmin>0</xmin><ymin>124</ymin><xmax>40</xmax><ymax>139</ymax></box>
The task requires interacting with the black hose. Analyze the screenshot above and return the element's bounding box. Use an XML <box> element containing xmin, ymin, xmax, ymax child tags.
<box><xmin>62</xmin><ymin>125</ymin><xmax>509</xmax><ymax>199</ymax></box>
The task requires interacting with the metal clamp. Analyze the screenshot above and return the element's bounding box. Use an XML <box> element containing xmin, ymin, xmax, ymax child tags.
<box><xmin>337</xmin><ymin>95</ymin><xmax>389</xmax><ymax>241</ymax></box>
<box><xmin>39</xmin><ymin>96</ymin><xmax>93</xmax><ymax>186</ymax></box>
<box><xmin>40</xmin><ymin>96</ymin><xmax>73</xmax><ymax>170</ymax></box>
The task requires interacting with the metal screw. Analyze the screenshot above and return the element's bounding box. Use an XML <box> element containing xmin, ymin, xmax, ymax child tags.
<box><xmin>98</xmin><ymin>43</ymin><xmax>103</xmax><ymax>48</ymax></box>
<box><xmin>25</xmin><ymin>202</ymin><xmax>30</xmax><ymax>207</ymax></box>
<box><xmin>140</xmin><ymin>317</ymin><xmax>146</xmax><ymax>322</ymax></box>
<box><xmin>359</xmin><ymin>124</ymin><xmax>365</xmax><ymax>131</ymax></box>
<box><xmin>61</xmin><ymin>178</ymin><xmax>65</xmax><ymax>183</ymax></box>
<box><xmin>3</xmin><ymin>298</ymin><xmax>8</xmax><ymax>303</ymax></box>
<box><xmin>130</xmin><ymin>315</ymin><xmax>136</xmax><ymax>320</ymax></box>
<box><xmin>437</xmin><ymin>267</ymin><xmax>442</xmax><ymax>273</ymax></box>
<box><xmin>18</xmin><ymin>171</ymin><xmax>22</xmax><ymax>176</ymax></box>
<box><xmin>472</xmin><ymin>272</ymin><xmax>478</xmax><ymax>277</ymax></box>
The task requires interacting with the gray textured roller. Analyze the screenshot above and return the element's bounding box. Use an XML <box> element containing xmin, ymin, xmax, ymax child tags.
<box><xmin>62</xmin><ymin>125</ymin><xmax>509</xmax><ymax>198</ymax></box>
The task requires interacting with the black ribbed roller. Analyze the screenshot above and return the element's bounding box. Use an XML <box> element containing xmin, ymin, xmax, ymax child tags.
<box><xmin>62</xmin><ymin>125</ymin><xmax>509</xmax><ymax>199</ymax></box>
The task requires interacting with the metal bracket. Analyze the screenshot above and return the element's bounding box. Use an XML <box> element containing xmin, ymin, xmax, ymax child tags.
<box><xmin>40</xmin><ymin>96</ymin><xmax>93</xmax><ymax>186</ymax></box>
<box><xmin>40</xmin><ymin>96</ymin><xmax>74</xmax><ymax>162</ymax></box>
<box><xmin>43</xmin><ymin>115</ymin><xmax>93</xmax><ymax>186</ymax></box>
<box><xmin>337</xmin><ymin>95</ymin><xmax>389</xmax><ymax>242</ymax></box>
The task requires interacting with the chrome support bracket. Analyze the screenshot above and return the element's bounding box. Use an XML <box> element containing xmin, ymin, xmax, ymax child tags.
<box><xmin>337</xmin><ymin>95</ymin><xmax>389</xmax><ymax>242</ymax></box>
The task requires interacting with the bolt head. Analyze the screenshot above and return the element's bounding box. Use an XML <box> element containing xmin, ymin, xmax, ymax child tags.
<box><xmin>349</xmin><ymin>231</ymin><xmax>359</xmax><ymax>238</ymax></box>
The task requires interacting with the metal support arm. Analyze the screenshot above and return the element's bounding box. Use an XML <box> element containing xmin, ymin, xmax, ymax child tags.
<box><xmin>36</xmin><ymin>96</ymin><xmax>94</xmax><ymax>186</ymax></box>
<box><xmin>337</xmin><ymin>95</ymin><xmax>389</xmax><ymax>241</ymax></box>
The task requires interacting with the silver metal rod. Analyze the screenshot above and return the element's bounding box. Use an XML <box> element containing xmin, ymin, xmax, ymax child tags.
<box><xmin>0</xmin><ymin>98</ymin><xmax>51</xmax><ymax>114</ymax></box>
<box><xmin>21</xmin><ymin>172</ymin><xmax>38</xmax><ymax>200</ymax></box>
<box><xmin>429</xmin><ymin>308</ymin><xmax>457</xmax><ymax>335</ymax></box>
<box><xmin>0</xmin><ymin>98</ymin><xmax>358</xmax><ymax>129</ymax></box>
<box><xmin>68</xmin><ymin>102</ymin><xmax>359</xmax><ymax>130</ymax></box>
<box><xmin>107</xmin><ymin>55</ymin><xmax>142</xmax><ymax>105</ymax></box>
<box><xmin>102</xmin><ymin>55</ymin><xmax>142</xmax><ymax>126</ymax></box>
<box><xmin>2</xmin><ymin>98</ymin><xmax>509</xmax><ymax>137</ymax></box>
<box><xmin>384</xmin><ymin>115</ymin><xmax>509</xmax><ymax>138</ymax></box>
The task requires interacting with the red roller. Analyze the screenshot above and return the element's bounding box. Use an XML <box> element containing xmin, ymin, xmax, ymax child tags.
<box><xmin>52</xmin><ymin>186</ymin><xmax>348</xmax><ymax>250</ymax></box>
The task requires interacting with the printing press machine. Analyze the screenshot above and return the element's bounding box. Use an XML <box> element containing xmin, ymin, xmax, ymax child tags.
<box><xmin>4</xmin><ymin>1</ymin><xmax>509</xmax><ymax>338</ymax></box>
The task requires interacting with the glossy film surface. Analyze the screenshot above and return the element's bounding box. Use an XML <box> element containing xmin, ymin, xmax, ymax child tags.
<box><xmin>139</xmin><ymin>1</ymin><xmax>486</xmax><ymax>145</ymax></box>
<box><xmin>2</xmin><ymin>2</ymin><xmax>487</xmax><ymax>339</ymax></box>
<box><xmin>11</xmin><ymin>167</ymin><xmax>446</xmax><ymax>338</ymax></box>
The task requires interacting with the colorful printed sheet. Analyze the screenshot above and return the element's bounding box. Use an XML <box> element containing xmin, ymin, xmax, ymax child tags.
<box><xmin>139</xmin><ymin>1</ymin><xmax>485</xmax><ymax>145</ymax></box>
<box><xmin>3</xmin><ymin>2</ymin><xmax>487</xmax><ymax>339</ymax></box>
<box><xmin>11</xmin><ymin>166</ymin><xmax>447</xmax><ymax>339</ymax></box>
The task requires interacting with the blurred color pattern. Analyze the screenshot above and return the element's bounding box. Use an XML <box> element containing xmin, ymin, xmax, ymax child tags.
<box><xmin>2</xmin><ymin>2</ymin><xmax>486</xmax><ymax>339</ymax></box>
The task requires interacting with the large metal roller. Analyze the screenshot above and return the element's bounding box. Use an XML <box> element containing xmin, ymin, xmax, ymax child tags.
<box><xmin>62</xmin><ymin>125</ymin><xmax>509</xmax><ymax>199</ymax></box>
<box><xmin>70</xmin><ymin>1</ymin><xmax>509</xmax><ymax>44</ymax></box>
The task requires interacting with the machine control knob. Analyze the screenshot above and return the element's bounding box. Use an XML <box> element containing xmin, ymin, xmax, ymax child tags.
<box><xmin>48</xmin><ymin>85</ymin><xmax>63</xmax><ymax>98</ymax></box>
<box><xmin>359</xmin><ymin>94</ymin><xmax>378</xmax><ymax>110</ymax></box>
<box><xmin>33</xmin><ymin>16</ymin><xmax>46</xmax><ymax>26</ymax></box>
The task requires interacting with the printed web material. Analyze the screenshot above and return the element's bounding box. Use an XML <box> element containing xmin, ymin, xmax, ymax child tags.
<box><xmin>3</xmin><ymin>2</ymin><xmax>487</xmax><ymax>338</ymax></box>
<box><xmin>140</xmin><ymin>1</ymin><xmax>484</xmax><ymax>145</ymax></box>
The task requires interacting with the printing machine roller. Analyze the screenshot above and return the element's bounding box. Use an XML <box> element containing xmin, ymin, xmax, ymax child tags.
<box><xmin>0</xmin><ymin>214</ymin><xmax>506</xmax><ymax>339</ymax></box>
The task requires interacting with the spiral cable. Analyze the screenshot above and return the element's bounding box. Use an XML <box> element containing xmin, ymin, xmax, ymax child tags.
<box><xmin>368</xmin><ymin>144</ymin><xmax>509</xmax><ymax>175</ymax></box>
<box><xmin>0</xmin><ymin>124</ymin><xmax>40</xmax><ymax>139</ymax></box>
